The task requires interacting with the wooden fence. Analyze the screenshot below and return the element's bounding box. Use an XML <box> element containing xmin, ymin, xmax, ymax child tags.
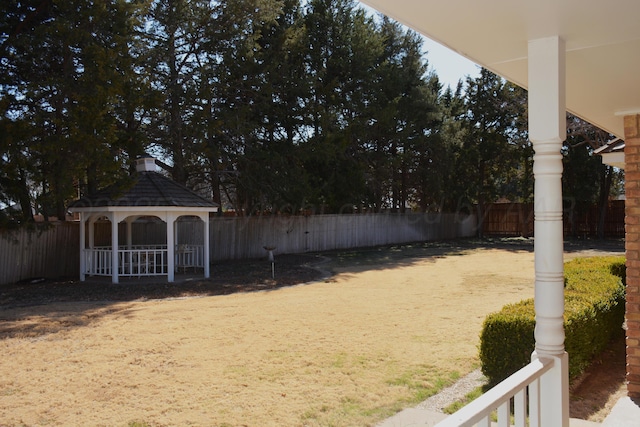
<box><xmin>0</xmin><ymin>222</ymin><xmax>80</xmax><ymax>285</ymax></box>
<box><xmin>481</xmin><ymin>200</ymin><xmax>625</xmax><ymax>238</ymax></box>
<box><xmin>208</xmin><ymin>212</ymin><xmax>477</xmax><ymax>260</ymax></box>
<box><xmin>0</xmin><ymin>212</ymin><xmax>476</xmax><ymax>285</ymax></box>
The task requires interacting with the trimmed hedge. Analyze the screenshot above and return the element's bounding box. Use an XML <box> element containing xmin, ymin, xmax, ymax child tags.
<box><xmin>479</xmin><ymin>256</ymin><xmax>626</xmax><ymax>386</ymax></box>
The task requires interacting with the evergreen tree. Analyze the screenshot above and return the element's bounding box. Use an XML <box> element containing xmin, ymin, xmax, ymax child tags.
<box><xmin>460</xmin><ymin>68</ymin><xmax>520</xmax><ymax>236</ymax></box>
<box><xmin>1</xmin><ymin>0</ymin><xmax>144</xmax><ymax>220</ymax></box>
<box><xmin>300</xmin><ymin>0</ymin><xmax>379</xmax><ymax>213</ymax></box>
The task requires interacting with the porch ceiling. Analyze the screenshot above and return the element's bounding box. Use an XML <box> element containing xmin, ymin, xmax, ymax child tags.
<box><xmin>360</xmin><ymin>0</ymin><xmax>640</xmax><ymax>139</ymax></box>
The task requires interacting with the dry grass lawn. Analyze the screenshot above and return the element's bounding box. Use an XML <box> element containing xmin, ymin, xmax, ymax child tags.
<box><xmin>0</xmin><ymin>242</ymin><xmax>623</xmax><ymax>426</ymax></box>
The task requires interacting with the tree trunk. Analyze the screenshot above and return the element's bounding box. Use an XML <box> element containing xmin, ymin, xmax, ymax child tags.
<box><xmin>17</xmin><ymin>168</ymin><xmax>34</xmax><ymax>222</ymax></box>
<box><xmin>597</xmin><ymin>165</ymin><xmax>613</xmax><ymax>239</ymax></box>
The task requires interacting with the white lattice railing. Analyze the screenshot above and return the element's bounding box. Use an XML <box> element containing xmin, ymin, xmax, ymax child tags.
<box><xmin>84</xmin><ymin>247</ymin><xmax>168</xmax><ymax>277</ymax></box>
<box><xmin>118</xmin><ymin>248</ymin><xmax>167</xmax><ymax>276</ymax></box>
<box><xmin>84</xmin><ymin>245</ymin><xmax>204</xmax><ymax>277</ymax></box>
<box><xmin>84</xmin><ymin>248</ymin><xmax>114</xmax><ymax>276</ymax></box>
<box><xmin>434</xmin><ymin>357</ymin><xmax>554</xmax><ymax>427</ymax></box>
<box><xmin>175</xmin><ymin>244</ymin><xmax>204</xmax><ymax>271</ymax></box>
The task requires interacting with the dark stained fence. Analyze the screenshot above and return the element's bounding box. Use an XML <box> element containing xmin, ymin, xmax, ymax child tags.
<box><xmin>482</xmin><ymin>200</ymin><xmax>625</xmax><ymax>238</ymax></box>
<box><xmin>1</xmin><ymin>213</ymin><xmax>476</xmax><ymax>285</ymax></box>
<box><xmin>481</xmin><ymin>203</ymin><xmax>534</xmax><ymax>237</ymax></box>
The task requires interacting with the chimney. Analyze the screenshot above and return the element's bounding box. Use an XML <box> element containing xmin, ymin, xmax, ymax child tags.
<box><xmin>136</xmin><ymin>155</ymin><xmax>157</xmax><ymax>172</ymax></box>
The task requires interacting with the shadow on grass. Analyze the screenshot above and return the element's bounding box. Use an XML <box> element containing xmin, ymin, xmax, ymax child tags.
<box><xmin>0</xmin><ymin>238</ymin><xmax>625</xmax><ymax>340</ymax></box>
<box><xmin>323</xmin><ymin>237</ymin><xmax>624</xmax><ymax>275</ymax></box>
<box><xmin>0</xmin><ymin>253</ymin><xmax>324</xmax><ymax>339</ymax></box>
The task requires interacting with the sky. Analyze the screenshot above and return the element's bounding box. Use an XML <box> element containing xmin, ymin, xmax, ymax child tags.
<box><xmin>421</xmin><ymin>37</ymin><xmax>481</xmax><ymax>90</ymax></box>
<box><xmin>357</xmin><ymin>2</ymin><xmax>481</xmax><ymax>91</ymax></box>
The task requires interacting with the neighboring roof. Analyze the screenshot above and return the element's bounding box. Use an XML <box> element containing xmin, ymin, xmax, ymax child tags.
<box><xmin>594</xmin><ymin>138</ymin><xmax>625</xmax><ymax>155</ymax></box>
<box><xmin>595</xmin><ymin>138</ymin><xmax>625</xmax><ymax>170</ymax></box>
<box><xmin>69</xmin><ymin>172</ymin><xmax>218</xmax><ymax>209</ymax></box>
<box><xmin>361</xmin><ymin>0</ymin><xmax>640</xmax><ymax>139</ymax></box>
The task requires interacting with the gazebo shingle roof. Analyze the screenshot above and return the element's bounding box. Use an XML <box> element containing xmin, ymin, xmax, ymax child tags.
<box><xmin>69</xmin><ymin>171</ymin><xmax>217</xmax><ymax>208</ymax></box>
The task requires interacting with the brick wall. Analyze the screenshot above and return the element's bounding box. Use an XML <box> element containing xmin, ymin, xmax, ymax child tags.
<box><xmin>625</xmin><ymin>114</ymin><xmax>640</xmax><ymax>398</ymax></box>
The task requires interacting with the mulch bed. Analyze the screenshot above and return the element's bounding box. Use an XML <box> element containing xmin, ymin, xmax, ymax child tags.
<box><xmin>0</xmin><ymin>254</ymin><xmax>326</xmax><ymax>308</ymax></box>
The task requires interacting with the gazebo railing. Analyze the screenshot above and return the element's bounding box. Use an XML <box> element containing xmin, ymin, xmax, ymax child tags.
<box><xmin>83</xmin><ymin>244</ymin><xmax>204</xmax><ymax>277</ymax></box>
<box><xmin>175</xmin><ymin>244</ymin><xmax>204</xmax><ymax>271</ymax></box>
<box><xmin>84</xmin><ymin>248</ymin><xmax>114</xmax><ymax>276</ymax></box>
<box><xmin>119</xmin><ymin>248</ymin><xmax>168</xmax><ymax>276</ymax></box>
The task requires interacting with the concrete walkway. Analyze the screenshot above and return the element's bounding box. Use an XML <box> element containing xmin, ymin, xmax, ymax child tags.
<box><xmin>377</xmin><ymin>396</ymin><xmax>640</xmax><ymax>427</ymax></box>
<box><xmin>378</xmin><ymin>408</ymin><xmax>601</xmax><ymax>427</ymax></box>
<box><xmin>601</xmin><ymin>397</ymin><xmax>640</xmax><ymax>427</ymax></box>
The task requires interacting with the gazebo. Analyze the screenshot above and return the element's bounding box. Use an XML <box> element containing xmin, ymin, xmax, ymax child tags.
<box><xmin>69</xmin><ymin>156</ymin><xmax>218</xmax><ymax>284</ymax></box>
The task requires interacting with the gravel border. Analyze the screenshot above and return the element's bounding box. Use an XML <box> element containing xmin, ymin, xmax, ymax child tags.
<box><xmin>419</xmin><ymin>369</ymin><xmax>486</xmax><ymax>412</ymax></box>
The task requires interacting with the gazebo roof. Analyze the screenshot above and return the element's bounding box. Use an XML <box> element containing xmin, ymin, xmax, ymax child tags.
<box><xmin>69</xmin><ymin>171</ymin><xmax>217</xmax><ymax>210</ymax></box>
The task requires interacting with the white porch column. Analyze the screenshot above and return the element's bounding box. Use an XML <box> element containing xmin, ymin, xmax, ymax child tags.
<box><xmin>79</xmin><ymin>213</ymin><xmax>86</xmax><ymax>281</ymax></box>
<box><xmin>110</xmin><ymin>212</ymin><xmax>120</xmax><ymax>284</ymax></box>
<box><xmin>202</xmin><ymin>213</ymin><xmax>210</xmax><ymax>278</ymax></box>
<box><xmin>528</xmin><ymin>36</ymin><xmax>569</xmax><ymax>427</ymax></box>
<box><xmin>167</xmin><ymin>213</ymin><xmax>176</xmax><ymax>282</ymax></box>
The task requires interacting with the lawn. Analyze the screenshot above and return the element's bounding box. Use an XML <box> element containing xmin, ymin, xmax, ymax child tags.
<box><xmin>0</xmin><ymin>240</ymin><xmax>623</xmax><ymax>426</ymax></box>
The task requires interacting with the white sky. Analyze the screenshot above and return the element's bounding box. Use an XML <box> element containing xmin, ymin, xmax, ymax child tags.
<box><xmin>357</xmin><ymin>2</ymin><xmax>481</xmax><ymax>90</ymax></box>
<box><xmin>421</xmin><ymin>37</ymin><xmax>481</xmax><ymax>90</ymax></box>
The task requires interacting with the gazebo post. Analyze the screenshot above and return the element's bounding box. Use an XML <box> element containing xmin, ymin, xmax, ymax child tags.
<box><xmin>79</xmin><ymin>212</ymin><xmax>86</xmax><ymax>281</ymax></box>
<box><xmin>167</xmin><ymin>212</ymin><xmax>176</xmax><ymax>282</ymax></box>
<box><xmin>203</xmin><ymin>213</ymin><xmax>210</xmax><ymax>278</ymax></box>
<box><xmin>175</xmin><ymin>217</ymin><xmax>180</xmax><ymax>248</ymax></box>
<box><xmin>88</xmin><ymin>216</ymin><xmax>95</xmax><ymax>249</ymax></box>
<box><xmin>110</xmin><ymin>212</ymin><xmax>119</xmax><ymax>284</ymax></box>
<box><xmin>126</xmin><ymin>217</ymin><xmax>134</xmax><ymax>249</ymax></box>
<box><xmin>528</xmin><ymin>36</ymin><xmax>569</xmax><ymax>426</ymax></box>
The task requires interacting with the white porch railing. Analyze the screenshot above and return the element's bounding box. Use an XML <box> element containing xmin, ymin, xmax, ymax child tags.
<box><xmin>83</xmin><ymin>245</ymin><xmax>204</xmax><ymax>277</ymax></box>
<box><xmin>434</xmin><ymin>357</ymin><xmax>554</xmax><ymax>427</ymax></box>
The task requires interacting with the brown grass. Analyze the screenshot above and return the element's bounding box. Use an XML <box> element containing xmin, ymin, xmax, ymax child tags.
<box><xmin>0</xmin><ymin>243</ymin><xmax>624</xmax><ymax>426</ymax></box>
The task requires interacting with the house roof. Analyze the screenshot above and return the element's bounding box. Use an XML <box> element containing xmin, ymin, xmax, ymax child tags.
<box><xmin>594</xmin><ymin>138</ymin><xmax>625</xmax><ymax>169</ymax></box>
<box><xmin>69</xmin><ymin>171</ymin><xmax>218</xmax><ymax>209</ymax></box>
<box><xmin>360</xmin><ymin>0</ymin><xmax>640</xmax><ymax>139</ymax></box>
<box><xmin>594</xmin><ymin>138</ymin><xmax>625</xmax><ymax>155</ymax></box>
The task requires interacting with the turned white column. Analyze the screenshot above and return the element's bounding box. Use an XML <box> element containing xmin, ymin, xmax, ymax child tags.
<box><xmin>528</xmin><ymin>36</ymin><xmax>569</xmax><ymax>426</ymax></box>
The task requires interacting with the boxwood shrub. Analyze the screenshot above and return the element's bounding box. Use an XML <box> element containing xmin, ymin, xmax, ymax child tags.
<box><xmin>479</xmin><ymin>256</ymin><xmax>625</xmax><ymax>387</ymax></box>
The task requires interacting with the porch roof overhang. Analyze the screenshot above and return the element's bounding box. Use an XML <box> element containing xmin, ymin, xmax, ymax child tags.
<box><xmin>360</xmin><ymin>0</ymin><xmax>640</xmax><ymax>139</ymax></box>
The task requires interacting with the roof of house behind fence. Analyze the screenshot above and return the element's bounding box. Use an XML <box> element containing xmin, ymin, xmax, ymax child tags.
<box><xmin>69</xmin><ymin>172</ymin><xmax>218</xmax><ymax>208</ymax></box>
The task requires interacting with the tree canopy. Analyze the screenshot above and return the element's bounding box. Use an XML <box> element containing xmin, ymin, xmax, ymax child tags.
<box><xmin>0</xmin><ymin>0</ymin><xmax>621</xmax><ymax>225</ymax></box>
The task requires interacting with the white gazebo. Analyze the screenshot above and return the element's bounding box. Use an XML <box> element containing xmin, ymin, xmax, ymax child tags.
<box><xmin>360</xmin><ymin>0</ymin><xmax>640</xmax><ymax>426</ymax></box>
<box><xmin>69</xmin><ymin>156</ymin><xmax>218</xmax><ymax>284</ymax></box>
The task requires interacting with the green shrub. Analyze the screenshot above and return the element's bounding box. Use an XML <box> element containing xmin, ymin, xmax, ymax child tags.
<box><xmin>479</xmin><ymin>256</ymin><xmax>625</xmax><ymax>386</ymax></box>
